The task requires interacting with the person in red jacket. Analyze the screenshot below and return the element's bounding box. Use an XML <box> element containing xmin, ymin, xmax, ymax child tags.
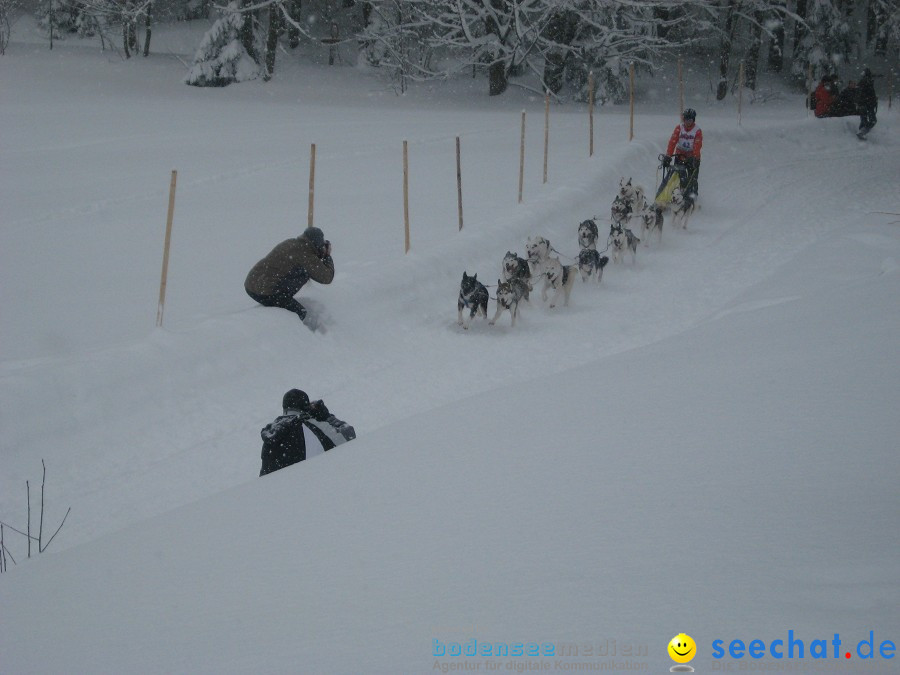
<box><xmin>813</xmin><ymin>74</ymin><xmax>839</xmax><ymax>118</ymax></box>
<box><xmin>662</xmin><ymin>108</ymin><xmax>703</xmax><ymax>203</ymax></box>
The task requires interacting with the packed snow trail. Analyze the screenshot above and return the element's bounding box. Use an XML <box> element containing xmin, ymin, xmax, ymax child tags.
<box><xmin>1</xmin><ymin>44</ymin><xmax>898</xmax><ymax>551</ymax></box>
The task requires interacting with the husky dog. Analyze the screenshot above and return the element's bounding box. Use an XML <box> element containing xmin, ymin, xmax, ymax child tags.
<box><xmin>610</xmin><ymin>196</ymin><xmax>631</xmax><ymax>226</ymax></box>
<box><xmin>609</xmin><ymin>223</ymin><xmax>640</xmax><ymax>264</ymax></box>
<box><xmin>671</xmin><ymin>188</ymin><xmax>695</xmax><ymax>229</ymax></box>
<box><xmin>618</xmin><ymin>178</ymin><xmax>648</xmax><ymax>216</ymax></box>
<box><xmin>542</xmin><ymin>258</ymin><xmax>577</xmax><ymax>308</ymax></box>
<box><xmin>638</xmin><ymin>205</ymin><xmax>664</xmax><ymax>245</ymax></box>
<box><xmin>489</xmin><ymin>278</ymin><xmax>529</xmax><ymax>327</ymax></box>
<box><xmin>501</xmin><ymin>251</ymin><xmax>532</xmax><ymax>300</ymax></box>
<box><xmin>577</xmin><ymin>219</ymin><xmax>600</xmax><ymax>250</ymax></box>
<box><xmin>578</xmin><ymin>248</ymin><xmax>609</xmax><ymax>283</ymax></box>
<box><xmin>457</xmin><ymin>272</ymin><xmax>489</xmax><ymax>329</ymax></box>
<box><xmin>525</xmin><ymin>236</ymin><xmax>552</xmax><ymax>276</ymax></box>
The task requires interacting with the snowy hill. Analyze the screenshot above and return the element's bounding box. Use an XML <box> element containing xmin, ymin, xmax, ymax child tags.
<box><xmin>1</xmin><ymin>22</ymin><xmax>899</xmax><ymax>674</ymax></box>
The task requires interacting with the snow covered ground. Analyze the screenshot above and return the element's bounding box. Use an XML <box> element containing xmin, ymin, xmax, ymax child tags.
<box><xmin>1</xmin><ymin>20</ymin><xmax>899</xmax><ymax>674</ymax></box>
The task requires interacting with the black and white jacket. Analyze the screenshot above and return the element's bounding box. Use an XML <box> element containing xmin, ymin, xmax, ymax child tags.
<box><xmin>259</xmin><ymin>408</ymin><xmax>355</xmax><ymax>476</ymax></box>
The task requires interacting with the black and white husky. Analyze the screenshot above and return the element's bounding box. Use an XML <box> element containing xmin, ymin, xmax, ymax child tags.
<box><xmin>501</xmin><ymin>251</ymin><xmax>532</xmax><ymax>300</ymax></box>
<box><xmin>577</xmin><ymin>219</ymin><xmax>600</xmax><ymax>250</ymax></box>
<box><xmin>638</xmin><ymin>205</ymin><xmax>664</xmax><ymax>245</ymax></box>
<box><xmin>489</xmin><ymin>278</ymin><xmax>529</xmax><ymax>327</ymax></box>
<box><xmin>610</xmin><ymin>196</ymin><xmax>631</xmax><ymax>227</ymax></box>
<box><xmin>578</xmin><ymin>248</ymin><xmax>609</xmax><ymax>283</ymax></box>
<box><xmin>609</xmin><ymin>223</ymin><xmax>640</xmax><ymax>264</ymax></box>
<box><xmin>457</xmin><ymin>272</ymin><xmax>489</xmax><ymax>329</ymax></box>
<box><xmin>525</xmin><ymin>236</ymin><xmax>552</xmax><ymax>276</ymax></box>
<box><xmin>671</xmin><ymin>188</ymin><xmax>695</xmax><ymax>230</ymax></box>
<box><xmin>542</xmin><ymin>258</ymin><xmax>577</xmax><ymax>308</ymax></box>
<box><xmin>618</xmin><ymin>177</ymin><xmax>648</xmax><ymax>216</ymax></box>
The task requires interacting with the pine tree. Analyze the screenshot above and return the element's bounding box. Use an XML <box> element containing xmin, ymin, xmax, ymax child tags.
<box><xmin>35</xmin><ymin>0</ymin><xmax>76</xmax><ymax>47</ymax></box>
<box><xmin>185</xmin><ymin>0</ymin><xmax>261</xmax><ymax>86</ymax></box>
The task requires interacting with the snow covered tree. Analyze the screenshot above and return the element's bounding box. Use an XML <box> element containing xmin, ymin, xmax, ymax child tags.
<box><xmin>359</xmin><ymin>0</ymin><xmax>707</xmax><ymax>100</ymax></box>
<box><xmin>357</xmin><ymin>0</ymin><xmax>436</xmax><ymax>93</ymax></box>
<box><xmin>543</xmin><ymin>1</ymin><xmax>705</xmax><ymax>103</ymax></box>
<box><xmin>791</xmin><ymin>0</ymin><xmax>855</xmax><ymax>79</ymax></box>
<box><xmin>0</xmin><ymin>0</ymin><xmax>23</xmax><ymax>54</ymax></box>
<box><xmin>185</xmin><ymin>0</ymin><xmax>262</xmax><ymax>86</ymax></box>
<box><xmin>35</xmin><ymin>0</ymin><xmax>76</xmax><ymax>47</ymax></box>
<box><xmin>866</xmin><ymin>0</ymin><xmax>899</xmax><ymax>57</ymax></box>
<box><xmin>414</xmin><ymin>0</ymin><xmax>554</xmax><ymax>96</ymax></box>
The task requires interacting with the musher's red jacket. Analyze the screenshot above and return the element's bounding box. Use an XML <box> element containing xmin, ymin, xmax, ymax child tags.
<box><xmin>667</xmin><ymin>122</ymin><xmax>703</xmax><ymax>160</ymax></box>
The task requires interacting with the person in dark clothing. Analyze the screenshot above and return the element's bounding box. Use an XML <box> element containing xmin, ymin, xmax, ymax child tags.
<box><xmin>245</xmin><ymin>227</ymin><xmax>334</xmax><ymax>323</ymax></box>
<box><xmin>857</xmin><ymin>68</ymin><xmax>878</xmax><ymax>137</ymax></box>
<box><xmin>828</xmin><ymin>80</ymin><xmax>859</xmax><ymax>117</ymax></box>
<box><xmin>259</xmin><ymin>389</ymin><xmax>356</xmax><ymax>476</ymax></box>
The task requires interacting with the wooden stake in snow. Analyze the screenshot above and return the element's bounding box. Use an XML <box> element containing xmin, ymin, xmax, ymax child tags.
<box><xmin>678</xmin><ymin>58</ymin><xmax>684</xmax><ymax>116</ymax></box>
<box><xmin>588</xmin><ymin>71</ymin><xmax>595</xmax><ymax>157</ymax></box>
<box><xmin>543</xmin><ymin>92</ymin><xmax>549</xmax><ymax>184</ymax></box>
<box><xmin>403</xmin><ymin>140</ymin><xmax>410</xmax><ymax>254</ymax></box>
<box><xmin>738</xmin><ymin>60</ymin><xmax>745</xmax><ymax>126</ymax></box>
<box><xmin>456</xmin><ymin>136</ymin><xmax>463</xmax><ymax>231</ymax></box>
<box><xmin>307</xmin><ymin>143</ymin><xmax>316</xmax><ymax>228</ymax></box>
<box><xmin>518</xmin><ymin>110</ymin><xmax>526</xmax><ymax>203</ymax></box>
<box><xmin>629</xmin><ymin>63</ymin><xmax>635</xmax><ymax>141</ymax></box>
<box><xmin>156</xmin><ymin>170</ymin><xmax>177</xmax><ymax>328</ymax></box>
<box><xmin>26</xmin><ymin>480</ymin><xmax>31</xmax><ymax>559</ymax></box>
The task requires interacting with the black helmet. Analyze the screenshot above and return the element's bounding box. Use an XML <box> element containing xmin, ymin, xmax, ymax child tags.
<box><xmin>682</xmin><ymin>108</ymin><xmax>696</xmax><ymax>121</ymax></box>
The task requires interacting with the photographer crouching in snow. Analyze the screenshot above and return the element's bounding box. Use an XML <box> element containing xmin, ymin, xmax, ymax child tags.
<box><xmin>259</xmin><ymin>389</ymin><xmax>356</xmax><ymax>476</ymax></box>
<box><xmin>244</xmin><ymin>226</ymin><xmax>334</xmax><ymax>329</ymax></box>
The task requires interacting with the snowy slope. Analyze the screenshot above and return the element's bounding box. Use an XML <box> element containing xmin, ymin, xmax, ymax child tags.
<box><xmin>1</xmin><ymin>22</ymin><xmax>899</xmax><ymax>674</ymax></box>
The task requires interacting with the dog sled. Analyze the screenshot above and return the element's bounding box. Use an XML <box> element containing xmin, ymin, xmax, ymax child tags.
<box><xmin>654</xmin><ymin>154</ymin><xmax>696</xmax><ymax>210</ymax></box>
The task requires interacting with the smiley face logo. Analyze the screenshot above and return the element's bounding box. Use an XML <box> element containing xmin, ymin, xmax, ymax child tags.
<box><xmin>668</xmin><ymin>633</ymin><xmax>696</xmax><ymax>664</ymax></box>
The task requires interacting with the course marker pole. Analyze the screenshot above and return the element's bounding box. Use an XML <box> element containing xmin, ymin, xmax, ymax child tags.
<box><xmin>629</xmin><ymin>63</ymin><xmax>635</xmax><ymax>141</ymax></box>
<box><xmin>403</xmin><ymin>141</ymin><xmax>410</xmax><ymax>253</ymax></box>
<box><xmin>456</xmin><ymin>136</ymin><xmax>463</xmax><ymax>231</ymax></box>
<box><xmin>307</xmin><ymin>143</ymin><xmax>316</xmax><ymax>228</ymax></box>
<box><xmin>518</xmin><ymin>110</ymin><xmax>526</xmax><ymax>203</ymax></box>
<box><xmin>156</xmin><ymin>170</ymin><xmax>177</xmax><ymax>328</ymax></box>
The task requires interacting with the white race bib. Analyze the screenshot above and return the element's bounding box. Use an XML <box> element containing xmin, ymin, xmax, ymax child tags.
<box><xmin>676</xmin><ymin>125</ymin><xmax>699</xmax><ymax>153</ymax></box>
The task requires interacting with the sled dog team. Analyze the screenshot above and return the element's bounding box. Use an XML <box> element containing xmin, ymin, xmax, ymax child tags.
<box><xmin>458</xmin><ymin>176</ymin><xmax>693</xmax><ymax>330</ymax></box>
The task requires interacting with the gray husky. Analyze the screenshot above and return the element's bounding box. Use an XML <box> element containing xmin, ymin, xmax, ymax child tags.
<box><xmin>578</xmin><ymin>248</ymin><xmax>609</xmax><ymax>283</ymax></box>
<box><xmin>501</xmin><ymin>251</ymin><xmax>532</xmax><ymax>300</ymax></box>
<box><xmin>638</xmin><ymin>205</ymin><xmax>664</xmax><ymax>245</ymax></box>
<box><xmin>609</xmin><ymin>223</ymin><xmax>640</xmax><ymax>264</ymax></box>
<box><xmin>618</xmin><ymin>177</ymin><xmax>648</xmax><ymax>216</ymax></box>
<box><xmin>610</xmin><ymin>196</ymin><xmax>631</xmax><ymax>227</ymax></box>
<box><xmin>489</xmin><ymin>278</ymin><xmax>529</xmax><ymax>327</ymax></box>
<box><xmin>671</xmin><ymin>187</ymin><xmax>695</xmax><ymax>229</ymax></box>
<box><xmin>577</xmin><ymin>219</ymin><xmax>600</xmax><ymax>250</ymax></box>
